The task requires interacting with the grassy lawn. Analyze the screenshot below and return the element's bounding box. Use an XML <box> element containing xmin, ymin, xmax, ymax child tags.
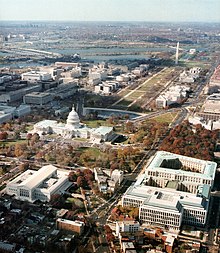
<box><xmin>74</xmin><ymin>138</ymin><xmax>88</xmax><ymax>142</ymax></box>
<box><xmin>26</xmin><ymin>125</ymin><xmax>33</xmax><ymax>131</ymax></box>
<box><xmin>151</xmin><ymin>112</ymin><xmax>179</xmax><ymax>124</ymax></box>
<box><xmin>116</xmin><ymin>99</ymin><xmax>133</xmax><ymax>106</ymax></box>
<box><xmin>117</xmin><ymin>89</ymin><xmax>132</xmax><ymax>97</ymax></box>
<box><xmin>0</xmin><ymin>139</ymin><xmax>27</xmax><ymax>147</ymax></box>
<box><xmin>83</xmin><ymin>119</ymin><xmax>114</xmax><ymax>128</ymax></box>
<box><xmin>77</xmin><ymin>146</ymin><xmax>102</xmax><ymax>158</ymax></box>
<box><xmin>126</xmin><ymin>91</ymin><xmax>145</xmax><ymax>100</ymax></box>
<box><xmin>179</xmin><ymin>60</ymin><xmax>211</xmax><ymax>69</ymax></box>
<box><xmin>66</xmin><ymin>197</ymin><xmax>84</xmax><ymax>208</ymax></box>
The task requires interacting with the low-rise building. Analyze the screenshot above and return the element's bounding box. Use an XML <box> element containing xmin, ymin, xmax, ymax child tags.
<box><xmin>0</xmin><ymin>85</ymin><xmax>41</xmax><ymax>103</ymax></box>
<box><xmin>14</xmin><ymin>104</ymin><xmax>31</xmax><ymax>117</ymax></box>
<box><xmin>94</xmin><ymin>81</ymin><xmax>119</xmax><ymax>95</ymax></box>
<box><xmin>122</xmin><ymin>151</ymin><xmax>217</xmax><ymax>232</ymax></box>
<box><xmin>0</xmin><ymin>104</ymin><xmax>31</xmax><ymax>123</ymax></box>
<box><xmin>116</xmin><ymin>221</ymin><xmax>140</xmax><ymax>236</ymax></box>
<box><xmin>94</xmin><ymin>167</ymin><xmax>123</xmax><ymax>193</ymax></box>
<box><xmin>156</xmin><ymin>85</ymin><xmax>189</xmax><ymax>108</ymax></box>
<box><xmin>21</xmin><ymin>71</ymin><xmax>52</xmax><ymax>83</ymax></box>
<box><xmin>6</xmin><ymin>165</ymin><xmax>71</xmax><ymax>203</ymax></box>
<box><xmin>71</xmin><ymin>67</ymin><xmax>82</xmax><ymax>78</ymax></box>
<box><xmin>23</xmin><ymin>92</ymin><xmax>52</xmax><ymax>106</ymax></box>
<box><xmin>179</xmin><ymin>67</ymin><xmax>201</xmax><ymax>83</ymax></box>
<box><xmin>121</xmin><ymin>241</ymin><xmax>137</xmax><ymax>253</ymax></box>
<box><xmin>56</xmin><ymin>218</ymin><xmax>85</xmax><ymax>235</ymax></box>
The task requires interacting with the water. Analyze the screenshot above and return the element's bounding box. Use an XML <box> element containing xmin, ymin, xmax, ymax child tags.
<box><xmin>0</xmin><ymin>45</ymin><xmax>171</xmax><ymax>67</ymax></box>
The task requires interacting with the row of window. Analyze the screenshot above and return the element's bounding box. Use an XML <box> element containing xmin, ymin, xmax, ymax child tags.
<box><xmin>19</xmin><ymin>189</ymin><xmax>30</xmax><ymax>197</ymax></box>
<box><xmin>123</xmin><ymin>198</ymin><xmax>142</xmax><ymax>207</ymax></box>
<box><xmin>140</xmin><ymin>216</ymin><xmax>180</xmax><ymax>227</ymax></box>
<box><xmin>148</xmin><ymin>169</ymin><xmax>211</xmax><ymax>185</ymax></box>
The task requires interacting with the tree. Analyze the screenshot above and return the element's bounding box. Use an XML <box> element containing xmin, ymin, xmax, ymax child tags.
<box><xmin>77</xmin><ymin>176</ymin><xmax>85</xmax><ymax>187</ymax></box>
<box><xmin>30</xmin><ymin>133</ymin><xmax>40</xmax><ymax>146</ymax></box>
<box><xmin>125</xmin><ymin>121</ymin><xmax>135</xmax><ymax>133</ymax></box>
<box><xmin>3</xmin><ymin>123</ymin><xmax>11</xmax><ymax>131</ymax></box>
<box><xmin>14</xmin><ymin>143</ymin><xmax>28</xmax><ymax>157</ymax></box>
<box><xmin>0</xmin><ymin>131</ymin><xmax>8</xmax><ymax>140</ymax></box>
<box><xmin>69</xmin><ymin>171</ymin><xmax>77</xmax><ymax>182</ymax></box>
<box><xmin>18</xmin><ymin>163</ymin><xmax>29</xmax><ymax>172</ymax></box>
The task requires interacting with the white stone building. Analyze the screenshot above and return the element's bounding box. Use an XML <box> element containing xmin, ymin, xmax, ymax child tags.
<box><xmin>6</xmin><ymin>165</ymin><xmax>71</xmax><ymax>202</ymax></box>
<box><xmin>156</xmin><ymin>85</ymin><xmax>189</xmax><ymax>108</ymax></box>
<box><xmin>94</xmin><ymin>81</ymin><xmax>119</xmax><ymax>95</ymax></box>
<box><xmin>179</xmin><ymin>67</ymin><xmax>201</xmax><ymax>83</ymax></box>
<box><xmin>122</xmin><ymin>151</ymin><xmax>217</xmax><ymax>232</ymax></box>
<box><xmin>116</xmin><ymin>221</ymin><xmax>140</xmax><ymax>236</ymax></box>
<box><xmin>21</xmin><ymin>71</ymin><xmax>52</xmax><ymax>83</ymax></box>
<box><xmin>33</xmin><ymin>106</ymin><xmax>114</xmax><ymax>142</ymax></box>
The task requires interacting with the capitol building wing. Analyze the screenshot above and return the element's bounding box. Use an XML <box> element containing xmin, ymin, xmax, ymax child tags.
<box><xmin>33</xmin><ymin>106</ymin><xmax>114</xmax><ymax>142</ymax></box>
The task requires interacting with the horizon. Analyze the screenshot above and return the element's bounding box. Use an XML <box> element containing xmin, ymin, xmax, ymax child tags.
<box><xmin>0</xmin><ymin>0</ymin><xmax>220</xmax><ymax>23</ymax></box>
<box><xmin>0</xmin><ymin>20</ymin><xmax>220</xmax><ymax>25</ymax></box>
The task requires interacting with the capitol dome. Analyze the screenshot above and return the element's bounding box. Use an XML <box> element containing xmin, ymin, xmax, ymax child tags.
<box><xmin>65</xmin><ymin>106</ymin><xmax>80</xmax><ymax>129</ymax></box>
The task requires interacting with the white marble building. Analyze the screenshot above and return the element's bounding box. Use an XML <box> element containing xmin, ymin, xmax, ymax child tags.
<box><xmin>33</xmin><ymin>106</ymin><xmax>114</xmax><ymax>142</ymax></box>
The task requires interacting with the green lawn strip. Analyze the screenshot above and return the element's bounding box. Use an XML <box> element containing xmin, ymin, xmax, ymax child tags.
<box><xmin>150</xmin><ymin>112</ymin><xmax>179</xmax><ymax>124</ymax></box>
<box><xmin>126</xmin><ymin>91</ymin><xmax>146</xmax><ymax>101</ymax></box>
<box><xmin>116</xmin><ymin>99</ymin><xmax>133</xmax><ymax>106</ymax></box>
<box><xmin>82</xmin><ymin>120</ymin><xmax>114</xmax><ymax>128</ymax></box>
<box><xmin>0</xmin><ymin>139</ymin><xmax>27</xmax><ymax>147</ymax></box>
<box><xmin>77</xmin><ymin>147</ymin><xmax>102</xmax><ymax>158</ymax></box>
<box><xmin>66</xmin><ymin>197</ymin><xmax>84</xmax><ymax>208</ymax></box>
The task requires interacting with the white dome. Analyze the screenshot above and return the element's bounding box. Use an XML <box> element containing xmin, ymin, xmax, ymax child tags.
<box><xmin>66</xmin><ymin>106</ymin><xmax>80</xmax><ymax>128</ymax></box>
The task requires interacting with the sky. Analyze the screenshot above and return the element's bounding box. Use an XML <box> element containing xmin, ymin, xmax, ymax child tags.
<box><xmin>0</xmin><ymin>0</ymin><xmax>219</xmax><ymax>23</ymax></box>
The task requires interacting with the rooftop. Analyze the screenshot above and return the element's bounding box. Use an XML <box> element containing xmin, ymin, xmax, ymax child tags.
<box><xmin>8</xmin><ymin>165</ymin><xmax>68</xmax><ymax>190</ymax></box>
<box><xmin>125</xmin><ymin>184</ymin><xmax>207</xmax><ymax>211</ymax></box>
<box><xmin>146</xmin><ymin>151</ymin><xmax>217</xmax><ymax>180</ymax></box>
<box><xmin>91</xmin><ymin>126</ymin><xmax>113</xmax><ymax>135</ymax></box>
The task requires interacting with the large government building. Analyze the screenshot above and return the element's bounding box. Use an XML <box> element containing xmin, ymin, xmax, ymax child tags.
<box><xmin>122</xmin><ymin>151</ymin><xmax>217</xmax><ymax>232</ymax></box>
<box><xmin>6</xmin><ymin>165</ymin><xmax>72</xmax><ymax>202</ymax></box>
<box><xmin>33</xmin><ymin>106</ymin><xmax>114</xmax><ymax>143</ymax></box>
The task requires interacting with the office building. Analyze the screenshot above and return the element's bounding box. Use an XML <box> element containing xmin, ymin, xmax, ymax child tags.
<box><xmin>116</xmin><ymin>221</ymin><xmax>140</xmax><ymax>236</ymax></box>
<box><xmin>21</xmin><ymin>71</ymin><xmax>52</xmax><ymax>83</ymax></box>
<box><xmin>6</xmin><ymin>165</ymin><xmax>71</xmax><ymax>203</ymax></box>
<box><xmin>23</xmin><ymin>92</ymin><xmax>52</xmax><ymax>106</ymax></box>
<box><xmin>56</xmin><ymin>218</ymin><xmax>85</xmax><ymax>235</ymax></box>
<box><xmin>122</xmin><ymin>151</ymin><xmax>217</xmax><ymax>232</ymax></box>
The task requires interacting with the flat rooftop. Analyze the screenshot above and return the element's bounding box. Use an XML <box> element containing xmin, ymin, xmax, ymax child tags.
<box><xmin>125</xmin><ymin>183</ymin><xmax>208</xmax><ymax>211</ymax></box>
<box><xmin>8</xmin><ymin>165</ymin><xmax>64</xmax><ymax>190</ymax></box>
<box><xmin>146</xmin><ymin>151</ymin><xmax>217</xmax><ymax>180</ymax></box>
<box><xmin>25</xmin><ymin>92</ymin><xmax>51</xmax><ymax>98</ymax></box>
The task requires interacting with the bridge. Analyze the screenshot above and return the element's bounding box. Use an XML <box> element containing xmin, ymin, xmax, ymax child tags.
<box><xmin>17</xmin><ymin>47</ymin><xmax>62</xmax><ymax>57</ymax></box>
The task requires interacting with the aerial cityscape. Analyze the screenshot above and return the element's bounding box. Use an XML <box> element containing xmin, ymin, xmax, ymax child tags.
<box><xmin>0</xmin><ymin>0</ymin><xmax>220</xmax><ymax>253</ymax></box>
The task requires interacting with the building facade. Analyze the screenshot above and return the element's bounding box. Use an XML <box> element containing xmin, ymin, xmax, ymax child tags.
<box><xmin>33</xmin><ymin>106</ymin><xmax>114</xmax><ymax>143</ymax></box>
<box><xmin>116</xmin><ymin>221</ymin><xmax>140</xmax><ymax>236</ymax></box>
<box><xmin>122</xmin><ymin>151</ymin><xmax>217</xmax><ymax>232</ymax></box>
<box><xmin>56</xmin><ymin>218</ymin><xmax>85</xmax><ymax>235</ymax></box>
<box><xmin>23</xmin><ymin>92</ymin><xmax>52</xmax><ymax>106</ymax></box>
<box><xmin>21</xmin><ymin>71</ymin><xmax>52</xmax><ymax>83</ymax></box>
<box><xmin>6</xmin><ymin>165</ymin><xmax>71</xmax><ymax>203</ymax></box>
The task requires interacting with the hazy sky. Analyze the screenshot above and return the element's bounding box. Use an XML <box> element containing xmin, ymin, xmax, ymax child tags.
<box><xmin>0</xmin><ymin>0</ymin><xmax>219</xmax><ymax>22</ymax></box>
